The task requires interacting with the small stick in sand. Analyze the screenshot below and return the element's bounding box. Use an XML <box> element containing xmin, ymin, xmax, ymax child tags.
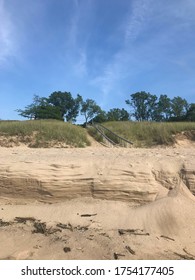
<box><xmin>114</xmin><ymin>253</ymin><xmax>125</xmax><ymax>260</ymax></box>
<box><xmin>125</xmin><ymin>246</ymin><xmax>135</xmax><ymax>255</ymax></box>
<box><xmin>174</xmin><ymin>252</ymin><xmax>195</xmax><ymax>260</ymax></box>
<box><xmin>160</xmin><ymin>235</ymin><xmax>175</xmax><ymax>241</ymax></box>
<box><xmin>80</xmin><ymin>213</ymin><xmax>97</xmax><ymax>217</ymax></box>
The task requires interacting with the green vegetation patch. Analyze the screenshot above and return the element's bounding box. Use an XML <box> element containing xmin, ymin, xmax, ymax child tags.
<box><xmin>103</xmin><ymin>121</ymin><xmax>195</xmax><ymax>147</ymax></box>
<box><xmin>87</xmin><ymin>126</ymin><xmax>104</xmax><ymax>143</ymax></box>
<box><xmin>0</xmin><ymin>120</ymin><xmax>90</xmax><ymax>148</ymax></box>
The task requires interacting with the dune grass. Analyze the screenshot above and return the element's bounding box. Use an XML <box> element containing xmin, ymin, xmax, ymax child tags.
<box><xmin>1</xmin><ymin>120</ymin><xmax>195</xmax><ymax>148</ymax></box>
<box><xmin>0</xmin><ymin>120</ymin><xmax>90</xmax><ymax>148</ymax></box>
<box><xmin>87</xmin><ymin>126</ymin><xmax>104</xmax><ymax>143</ymax></box>
<box><xmin>102</xmin><ymin>121</ymin><xmax>195</xmax><ymax>147</ymax></box>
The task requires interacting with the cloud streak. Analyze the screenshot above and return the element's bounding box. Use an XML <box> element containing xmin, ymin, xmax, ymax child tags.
<box><xmin>90</xmin><ymin>0</ymin><xmax>151</xmax><ymax>106</ymax></box>
<box><xmin>73</xmin><ymin>49</ymin><xmax>88</xmax><ymax>77</ymax></box>
<box><xmin>124</xmin><ymin>0</ymin><xmax>151</xmax><ymax>43</ymax></box>
<box><xmin>0</xmin><ymin>0</ymin><xmax>17</xmax><ymax>66</ymax></box>
<box><xmin>89</xmin><ymin>0</ymin><xmax>195</xmax><ymax>107</ymax></box>
<box><xmin>64</xmin><ymin>0</ymin><xmax>97</xmax><ymax>80</ymax></box>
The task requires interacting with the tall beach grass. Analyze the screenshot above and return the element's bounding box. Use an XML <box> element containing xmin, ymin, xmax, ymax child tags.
<box><xmin>0</xmin><ymin>120</ymin><xmax>90</xmax><ymax>148</ymax></box>
<box><xmin>102</xmin><ymin>121</ymin><xmax>195</xmax><ymax>147</ymax></box>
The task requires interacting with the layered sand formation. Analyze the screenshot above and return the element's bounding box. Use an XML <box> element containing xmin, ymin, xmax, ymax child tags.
<box><xmin>0</xmin><ymin>146</ymin><xmax>195</xmax><ymax>260</ymax></box>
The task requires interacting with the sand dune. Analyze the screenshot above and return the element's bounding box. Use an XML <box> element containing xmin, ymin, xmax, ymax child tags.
<box><xmin>0</xmin><ymin>146</ymin><xmax>195</xmax><ymax>260</ymax></box>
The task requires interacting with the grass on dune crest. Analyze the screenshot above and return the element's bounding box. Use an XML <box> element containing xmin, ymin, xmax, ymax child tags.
<box><xmin>0</xmin><ymin>120</ymin><xmax>90</xmax><ymax>148</ymax></box>
<box><xmin>102</xmin><ymin>121</ymin><xmax>195</xmax><ymax>147</ymax></box>
<box><xmin>1</xmin><ymin>120</ymin><xmax>195</xmax><ymax>148</ymax></box>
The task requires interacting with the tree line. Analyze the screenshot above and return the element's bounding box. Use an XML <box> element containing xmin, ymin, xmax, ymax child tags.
<box><xmin>17</xmin><ymin>91</ymin><xmax>195</xmax><ymax>124</ymax></box>
<box><xmin>125</xmin><ymin>92</ymin><xmax>194</xmax><ymax>122</ymax></box>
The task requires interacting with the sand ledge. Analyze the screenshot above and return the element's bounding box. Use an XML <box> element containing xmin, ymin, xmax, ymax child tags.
<box><xmin>0</xmin><ymin>146</ymin><xmax>194</xmax><ymax>260</ymax></box>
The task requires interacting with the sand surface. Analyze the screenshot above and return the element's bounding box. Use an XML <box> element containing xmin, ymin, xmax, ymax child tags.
<box><xmin>0</xmin><ymin>145</ymin><xmax>195</xmax><ymax>260</ymax></box>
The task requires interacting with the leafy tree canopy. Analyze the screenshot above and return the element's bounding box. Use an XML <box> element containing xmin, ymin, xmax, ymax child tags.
<box><xmin>80</xmin><ymin>98</ymin><xmax>102</xmax><ymax>126</ymax></box>
<box><xmin>16</xmin><ymin>90</ymin><xmax>192</xmax><ymax>124</ymax></box>
<box><xmin>107</xmin><ymin>108</ymin><xmax>129</xmax><ymax>121</ymax></box>
<box><xmin>17</xmin><ymin>92</ymin><xmax>82</xmax><ymax>122</ymax></box>
<box><xmin>48</xmin><ymin>91</ymin><xmax>82</xmax><ymax>122</ymax></box>
<box><xmin>170</xmin><ymin>96</ymin><xmax>189</xmax><ymax>118</ymax></box>
<box><xmin>126</xmin><ymin>91</ymin><xmax>157</xmax><ymax>121</ymax></box>
<box><xmin>152</xmin><ymin>94</ymin><xmax>172</xmax><ymax>121</ymax></box>
<box><xmin>185</xmin><ymin>103</ymin><xmax>195</xmax><ymax>121</ymax></box>
<box><xmin>17</xmin><ymin>95</ymin><xmax>62</xmax><ymax>120</ymax></box>
<box><xmin>126</xmin><ymin>92</ymin><xmax>190</xmax><ymax>122</ymax></box>
<box><xmin>92</xmin><ymin>110</ymin><xmax>108</xmax><ymax>123</ymax></box>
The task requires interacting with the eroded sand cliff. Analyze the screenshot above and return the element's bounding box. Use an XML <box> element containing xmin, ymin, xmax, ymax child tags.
<box><xmin>0</xmin><ymin>146</ymin><xmax>194</xmax><ymax>260</ymax></box>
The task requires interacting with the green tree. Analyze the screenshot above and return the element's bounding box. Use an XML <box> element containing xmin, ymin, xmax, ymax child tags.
<box><xmin>92</xmin><ymin>110</ymin><xmax>108</xmax><ymax>123</ymax></box>
<box><xmin>126</xmin><ymin>91</ymin><xmax>157</xmax><ymax>121</ymax></box>
<box><xmin>17</xmin><ymin>95</ymin><xmax>62</xmax><ymax>120</ymax></box>
<box><xmin>153</xmin><ymin>94</ymin><xmax>171</xmax><ymax>121</ymax></box>
<box><xmin>80</xmin><ymin>98</ymin><xmax>102</xmax><ymax>126</ymax></box>
<box><xmin>185</xmin><ymin>103</ymin><xmax>195</xmax><ymax>121</ymax></box>
<box><xmin>107</xmin><ymin>108</ymin><xmax>129</xmax><ymax>121</ymax></box>
<box><xmin>16</xmin><ymin>94</ymin><xmax>42</xmax><ymax>119</ymax></box>
<box><xmin>48</xmin><ymin>91</ymin><xmax>82</xmax><ymax>122</ymax></box>
<box><xmin>34</xmin><ymin>105</ymin><xmax>62</xmax><ymax>120</ymax></box>
<box><xmin>170</xmin><ymin>96</ymin><xmax>189</xmax><ymax>120</ymax></box>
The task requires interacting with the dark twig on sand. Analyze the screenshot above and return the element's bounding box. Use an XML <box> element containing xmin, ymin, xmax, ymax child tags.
<box><xmin>114</xmin><ymin>253</ymin><xmax>125</xmax><ymax>260</ymax></box>
<box><xmin>14</xmin><ymin>217</ymin><xmax>36</xmax><ymax>224</ymax></box>
<box><xmin>160</xmin><ymin>235</ymin><xmax>175</xmax><ymax>241</ymax></box>
<box><xmin>80</xmin><ymin>214</ymin><xmax>97</xmax><ymax>217</ymax></box>
<box><xmin>183</xmin><ymin>248</ymin><xmax>195</xmax><ymax>258</ymax></box>
<box><xmin>118</xmin><ymin>229</ymin><xmax>150</xmax><ymax>236</ymax></box>
<box><xmin>56</xmin><ymin>223</ymin><xmax>73</xmax><ymax>231</ymax></box>
<box><xmin>174</xmin><ymin>252</ymin><xmax>195</xmax><ymax>260</ymax></box>
<box><xmin>125</xmin><ymin>246</ymin><xmax>135</xmax><ymax>255</ymax></box>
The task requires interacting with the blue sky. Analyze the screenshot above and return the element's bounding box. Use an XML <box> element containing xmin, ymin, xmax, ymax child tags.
<box><xmin>0</xmin><ymin>0</ymin><xmax>195</xmax><ymax>122</ymax></box>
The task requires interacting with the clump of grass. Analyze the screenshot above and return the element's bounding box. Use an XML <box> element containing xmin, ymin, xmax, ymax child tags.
<box><xmin>0</xmin><ymin>120</ymin><xmax>90</xmax><ymax>148</ymax></box>
<box><xmin>103</xmin><ymin>121</ymin><xmax>195</xmax><ymax>147</ymax></box>
<box><xmin>87</xmin><ymin>126</ymin><xmax>103</xmax><ymax>143</ymax></box>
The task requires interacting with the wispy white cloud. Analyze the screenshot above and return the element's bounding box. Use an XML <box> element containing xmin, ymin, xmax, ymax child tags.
<box><xmin>91</xmin><ymin>69</ymin><xmax>117</xmax><ymax>100</ymax></box>
<box><xmin>73</xmin><ymin>49</ymin><xmax>88</xmax><ymax>77</ymax></box>
<box><xmin>89</xmin><ymin>0</ymin><xmax>195</xmax><ymax>107</ymax></box>
<box><xmin>0</xmin><ymin>0</ymin><xmax>51</xmax><ymax>68</ymax></box>
<box><xmin>67</xmin><ymin>0</ymin><xmax>93</xmax><ymax>48</ymax></box>
<box><xmin>0</xmin><ymin>0</ymin><xmax>16</xmax><ymax>66</ymax></box>
<box><xmin>90</xmin><ymin>0</ymin><xmax>151</xmax><ymax>106</ymax></box>
<box><xmin>65</xmin><ymin>0</ymin><xmax>96</xmax><ymax>79</ymax></box>
<box><xmin>68</xmin><ymin>0</ymin><xmax>80</xmax><ymax>48</ymax></box>
<box><xmin>124</xmin><ymin>0</ymin><xmax>152</xmax><ymax>43</ymax></box>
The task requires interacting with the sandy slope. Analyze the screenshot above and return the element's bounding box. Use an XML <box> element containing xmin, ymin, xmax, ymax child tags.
<box><xmin>0</xmin><ymin>145</ymin><xmax>195</xmax><ymax>260</ymax></box>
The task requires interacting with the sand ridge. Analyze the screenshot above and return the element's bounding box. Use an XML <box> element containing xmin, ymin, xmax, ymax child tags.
<box><xmin>0</xmin><ymin>146</ymin><xmax>195</xmax><ymax>260</ymax></box>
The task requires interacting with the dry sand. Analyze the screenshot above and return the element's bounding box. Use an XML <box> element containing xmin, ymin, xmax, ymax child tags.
<box><xmin>0</xmin><ymin>143</ymin><xmax>195</xmax><ymax>260</ymax></box>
